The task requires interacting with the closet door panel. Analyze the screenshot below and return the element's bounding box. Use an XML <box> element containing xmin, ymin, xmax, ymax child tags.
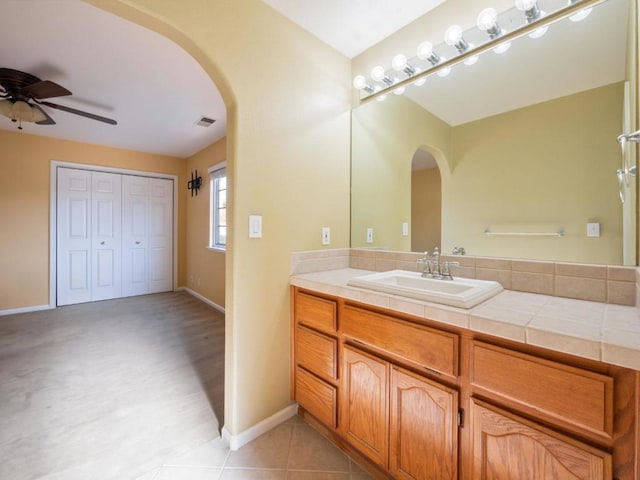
<box><xmin>122</xmin><ymin>175</ymin><xmax>149</xmax><ymax>297</ymax></box>
<box><xmin>147</xmin><ymin>178</ymin><xmax>173</xmax><ymax>293</ymax></box>
<box><xmin>57</xmin><ymin>168</ymin><xmax>92</xmax><ymax>306</ymax></box>
<box><xmin>91</xmin><ymin>172</ymin><xmax>122</xmax><ymax>301</ymax></box>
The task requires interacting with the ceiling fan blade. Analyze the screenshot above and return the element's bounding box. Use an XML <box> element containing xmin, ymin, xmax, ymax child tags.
<box><xmin>32</xmin><ymin>104</ymin><xmax>56</xmax><ymax>125</ymax></box>
<box><xmin>39</xmin><ymin>100</ymin><xmax>117</xmax><ymax>125</ymax></box>
<box><xmin>22</xmin><ymin>80</ymin><xmax>71</xmax><ymax>99</ymax></box>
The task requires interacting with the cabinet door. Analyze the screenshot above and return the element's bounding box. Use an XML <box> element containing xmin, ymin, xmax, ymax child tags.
<box><xmin>390</xmin><ymin>367</ymin><xmax>458</xmax><ymax>480</ymax></box>
<box><xmin>341</xmin><ymin>345</ymin><xmax>389</xmax><ymax>468</ymax></box>
<box><xmin>471</xmin><ymin>400</ymin><xmax>612</xmax><ymax>480</ymax></box>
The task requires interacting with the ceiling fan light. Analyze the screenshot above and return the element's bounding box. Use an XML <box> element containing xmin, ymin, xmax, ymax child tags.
<box><xmin>32</xmin><ymin>106</ymin><xmax>47</xmax><ymax>123</ymax></box>
<box><xmin>11</xmin><ymin>101</ymin><xmax>35</xmax><ymax>122</ymax></box>
<box><xmin>0</xmin><ymin>100</ymin><xmax>13</xmax><ymax>119</ymax></box>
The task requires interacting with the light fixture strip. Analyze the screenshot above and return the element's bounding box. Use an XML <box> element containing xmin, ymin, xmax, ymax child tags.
<box><xmin>357</xmin><ymin>0</ymin><xmax>606</xmax><ymax>104</ymax></box>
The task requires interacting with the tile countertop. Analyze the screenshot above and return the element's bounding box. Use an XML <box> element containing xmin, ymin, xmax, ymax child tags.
<box><xmin>290</xmin><ymin>268</ymin><xmax>640</xmax><ymax>371</ymax></box>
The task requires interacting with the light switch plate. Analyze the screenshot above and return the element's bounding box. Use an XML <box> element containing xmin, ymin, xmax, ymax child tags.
<box><xmin>366</xmin><ymin>227</ymin><xmax>374</xmax><ymax>243</ymax></box>
<box><xmin>322</xmin><ymin>227</ymin><xmax>330</xmax><ymax>245</ymax></box>
<box><xmin>402</xmin><ymin>222</ymin><xmax>409</xmax><ymax>236</ymax></box>
<box><xmin>249</xmin><ymin>215</ymin><xmax>262</xmax><ymax>238</ymax></box>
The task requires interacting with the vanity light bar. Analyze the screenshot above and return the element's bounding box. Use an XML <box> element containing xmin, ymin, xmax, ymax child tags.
<box><xmin>354</xmin><ymin>0</ymin><xmax>606</xmax><ymax>104</ymax></box>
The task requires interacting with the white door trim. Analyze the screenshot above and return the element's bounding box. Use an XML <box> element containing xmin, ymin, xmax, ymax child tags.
<box><xmin>49</xmin><ymin>160</ymin><xmax>179</xmax><ymax>308</ymax></box>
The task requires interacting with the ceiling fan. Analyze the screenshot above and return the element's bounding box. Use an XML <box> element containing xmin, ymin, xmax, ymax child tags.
<box><xmin>0</xmin><ymin>68</ymin><xmax>117</xmax><ymax>130</ymax></box>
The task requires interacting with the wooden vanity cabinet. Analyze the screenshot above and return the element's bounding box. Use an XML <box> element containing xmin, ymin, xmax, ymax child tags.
<box><xmin>290</xmin><ymin>287</ymin><xmax>639</xmax><ymax>480</ymax></box>
<box><xmin>470</xmin><ymin>400</ymin><xmax>612</xmax><ymax>479</ymax></box>
<box><xmin>292</xmin><ymin>290</ymin><xmax>339</xmax><ymax>428</ymax></box>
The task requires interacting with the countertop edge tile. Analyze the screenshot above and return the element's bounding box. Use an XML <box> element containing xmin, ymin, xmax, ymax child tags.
<box><xmin>290</xmin><ymin>268</ymin><xmax>639</xmax><ymax>370</ymax></box>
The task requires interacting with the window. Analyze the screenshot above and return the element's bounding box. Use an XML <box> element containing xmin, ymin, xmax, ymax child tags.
<box><xmin>209</xmin><ymin>162</ymin><xmax>227</xmax><ymax>251</ymax></box>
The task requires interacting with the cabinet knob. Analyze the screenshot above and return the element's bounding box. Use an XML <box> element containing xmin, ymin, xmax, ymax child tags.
<box><xmin>100</xmin><ymin>241</ymin><xmax>105</xmax><ymax>245</ymax></box>
<box><xmin>135</xmin><ymin>241</ymin><xmax>141</xmax><ymax>245</ymax></box>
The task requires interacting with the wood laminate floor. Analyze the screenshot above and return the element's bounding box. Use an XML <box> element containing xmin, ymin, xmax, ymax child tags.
<box><xmin>1</xmin><ymin>292</ymin><xmax>372</xmax><ymax>480</ymax></box>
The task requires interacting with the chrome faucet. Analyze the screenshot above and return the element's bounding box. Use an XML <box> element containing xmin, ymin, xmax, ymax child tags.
<box><xmin>452</xmin><ymin>246</ymin><xmax>466</xmax><ymax>255</ymax></box>
<box><xmin>418</xmin><ymin>247</ymin><xmax>459</xmax><ymax>280</ymax></box>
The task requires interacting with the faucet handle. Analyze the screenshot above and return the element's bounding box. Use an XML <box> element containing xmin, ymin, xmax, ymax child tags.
<box><xmin>441</xmin><ymin>261</ymin><xmax>460</xmax><ymax>280</ymax></box>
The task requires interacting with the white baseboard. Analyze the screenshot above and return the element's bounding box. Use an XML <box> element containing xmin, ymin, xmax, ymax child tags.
<box><xmin>222</xmin><ymin>403</ymin><xmax>299</xmax><ymax>451</ymax></box>
<box><xmin>179</xmin><ymin>287</ymin><xmax>225</xmax><ymax>314</ymax></box>
<box><xmin>0</xmin><ymin>304</ymin><xmax>52</xmax><ymax>317</ymax></box>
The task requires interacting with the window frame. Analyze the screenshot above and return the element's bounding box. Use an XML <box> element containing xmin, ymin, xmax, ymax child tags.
<box><xmin>208</xmin><ymin>162</ymin><xmax>227</xmax><ymax>252</ymax></box>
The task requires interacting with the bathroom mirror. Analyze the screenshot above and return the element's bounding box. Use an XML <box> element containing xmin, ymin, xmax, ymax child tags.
<box><xmin>351</xmin><ymin>0</ymin><xmax>637</xmax><ymax>265</ymax></box>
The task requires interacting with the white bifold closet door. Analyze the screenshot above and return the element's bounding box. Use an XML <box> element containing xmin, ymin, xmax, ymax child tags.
<box><xmin>57</xmin><ymin>168</ymin><xmax>122</xmax><ymax>305</ymax></box>
<box><xmin>57</xmin><ymin>168</ymin><xmax>173</xmax><ymax>306</ymax></box>
<box><xmin>122</xmin><ymin>175</ymin><xmax>173</xmax><ymax>297</ymax></box>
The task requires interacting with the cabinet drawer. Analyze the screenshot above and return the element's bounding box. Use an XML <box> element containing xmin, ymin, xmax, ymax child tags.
<box><xmin>295</xmin><ymin>366</ymin><xmax>337</xmax><ymax>428</ymax></box>
<box><xmin>295</xmin><ymin>325</ymin><xmax>338</xmax><ymax>381</ymax></box>
<box><xmin>470</xmin><ymin>341</ymin><xmax>614</xmax><ymax>438</ymax></box>
<box><xmin>343</xmin><ymin>305</ymin><xmax>458</xmax><ymax>378</ymax></box>
<box><xmin>295</xmin><ymin>291</ymin><xmax>337</xmax><ymax>333</ymax></box>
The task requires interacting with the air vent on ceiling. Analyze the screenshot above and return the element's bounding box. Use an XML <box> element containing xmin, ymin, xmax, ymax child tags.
<box><xmin>196</xmin><ymin>116</ymin><xmax>216</xmax><ymax>127</ymax></box>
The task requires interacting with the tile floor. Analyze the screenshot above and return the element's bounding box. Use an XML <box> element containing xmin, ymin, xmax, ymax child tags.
<box><xmin>135</xmin><ymin>415</ymin><xmax>374</xmax><ymax>480</ymax></box>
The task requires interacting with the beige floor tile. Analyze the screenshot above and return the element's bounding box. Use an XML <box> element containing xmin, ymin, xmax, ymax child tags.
<box><xmin>164</xmin><ymin>438</ymin><xmax>230</xmax><ymax>467</ymax></box>
<box><xmin>285</xmin><ymin>472</ymin><xmax>351</xmax><ymax>480</ymax></box>
<box><xmin>286</xmin><ymin>425</ymin><xmax>350</xmax><ymax>472</ymax></box>
<box><xmin>225</xmin><ymin>423</ymin><xmax>294</xmax><ymax>469</ymax></box>
<box><xmin>220</xmin><ymin>469</ymin><xmax>286</xmax><ymax>480</ymax></box>
<box><xmin>155</xmin><ymin>466</ymin><xmax>221</xmax><ymax>480</ymax></box>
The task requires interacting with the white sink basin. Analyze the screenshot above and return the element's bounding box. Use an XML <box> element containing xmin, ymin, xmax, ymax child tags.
<box><xmin>347</xmin><ymin>269</ymin><xmax>503</xmax><ymax>309</ymax></box>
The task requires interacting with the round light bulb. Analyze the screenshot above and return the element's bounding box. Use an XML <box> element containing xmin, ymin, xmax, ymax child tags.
<box><xmin>391</xmin><ymin>54</ymin><xmax>407</xmax><ymax>72</ymax></box>
<box><xmin>477</xmin><ymin>8</ymin><xmax>498</xmax><ymax>31</ymax></box>
<box><xmin>444</xmin><ymin>25</ymin><xmax>463</xmax><ymax>46</ymax></box>
<box><xmin>437</xmin><ymin>57</ymin><xmax>451</xmax><ymax>77</ymax></box>
<box><xmin>569</xmin><ymin>7</ymin><xmax>592</xmax><ymax>22</ymax></box>
<box><xmin>515</xmin><ymin>0</ymin><xmax>537</xmax><ymax>11</ymax></box>
<box><xmin>493</xmin><ymin>41</ymin><xmax>511</xmax><ymax>54</ymax></box>
<box><xmin>371</xmin><ymin>65</ymin><xmax>386</xmax><ymax>82</ymax></box>
<box><xmin>414</xmin><ymin>76</ymin><xmax>427</xmax><ymax>87</ymax></box>
<box><xmin>353</xmin><ymin>75</ymin><xmax>367</xmax><ymax>90</ymax></box>
<box><xmin>376</xmin><ymin>94</ymin><xmax>387</xmax><ymax>102</ymax></box>
<box><xmin>528</xmin><ymin>24</ymin><xmax>548</xmax><ymax>38</ymax></box>
<box><xmin>394</xmin><ymin>85</ymin><xmax>406</xmax><ymax>96</ymax></box>
<box><xmin>416</xmin><ymin>41</ymin><xmax>434</xmax><ymax>60</ymax></box>
<box><xmin>463</xmin><ymin>43</ymin><xmax>479</xmax><ymax>65</ymax></box>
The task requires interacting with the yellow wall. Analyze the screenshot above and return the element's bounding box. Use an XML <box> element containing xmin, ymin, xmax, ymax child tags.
<box><xmin>89</xmin><ymin>0</ymin><xmax>352</xmax><ymax>435</ymax></box>
<box><xmin>351</xmin><ymin>95</ymin><xmax>451</xmax><ymax>250</ymax></box>
<box><xmin>447</xmin><ymin>83</ymin><xmax>623</xmax><ymax>264</ymax></box>
<box><xmin>0</xmin><ymin>130</ymin><xmax>187</xmax><ymax>311</ymax></box>
<box><xmin>411</xmin><ymin>167</ymin><xmax>441</xmax><ymax>252</ymax></box>
<box><xmin>186</xmin><ymin>137</ymin><xmax>226</xmax><ymax>308</ymax></box>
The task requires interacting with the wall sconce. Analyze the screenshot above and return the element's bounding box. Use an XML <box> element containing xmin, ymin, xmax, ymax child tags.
<box><xmin>187</xmin><ymin>170</ymin><xmax>202</xmax><ymax>196</ymax></box>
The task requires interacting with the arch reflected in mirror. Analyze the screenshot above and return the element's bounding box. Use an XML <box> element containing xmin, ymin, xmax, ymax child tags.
<box><xmin>411</xmin><ymin>147</ymin><xmax>441</xmax><ymax>253</ymax></box>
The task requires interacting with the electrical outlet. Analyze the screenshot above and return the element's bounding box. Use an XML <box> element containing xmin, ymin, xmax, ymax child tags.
<box><xmin>366</xmin><ymin>227</ymin><xmax>374</xmax><ymax>243</ymax></box>
<box><xmin>587</xmin><ymin>222</ymin><xmax>600</xmax><ymax>237</ymax></box>
<box><xmin>322</xmin><ymin>227</ymin><xmax>330</xmax><ymax>245</ymax></box>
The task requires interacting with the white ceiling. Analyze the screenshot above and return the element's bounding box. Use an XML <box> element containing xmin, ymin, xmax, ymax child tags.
<box><xmin>261</xmin><ymin>0</ymin><xmax>446</xmax><ymax>58</ymax></box>
<box><xmin>0</xmin><ymin>0</ymin><xmax>226</xmax><ymax>158</ymax></box>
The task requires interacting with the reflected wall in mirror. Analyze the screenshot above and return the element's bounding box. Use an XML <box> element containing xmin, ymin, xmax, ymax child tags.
<box><xmin>351</xmin><ymin>0</ymin><xmax>638</xmax><ymax>265</ymax></box>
